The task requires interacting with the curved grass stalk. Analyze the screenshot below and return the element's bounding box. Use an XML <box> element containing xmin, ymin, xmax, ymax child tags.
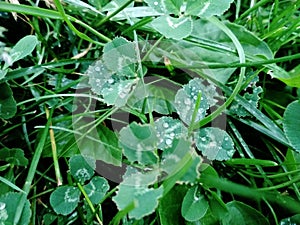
<box><xmin>193</xmin><ymin>16</ymin><xmax>246</xmax><ymax>130</ymax></box>
<box><xmin>0</xmin><ymin>2</ymin><xmax>110</xmax><ymax>44</ymax></box>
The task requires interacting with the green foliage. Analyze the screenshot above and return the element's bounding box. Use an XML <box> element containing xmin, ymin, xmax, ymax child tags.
<box><xmin>194</xmin><ymin>127</ymin><xmax>235</xmax><ymax>161</ymax></box>
<box><xmin>174</xmin><ymin>78</ymin><xmax>209</xmax><ymax>125</ymax></box>
<box><xmin>50</xmin><ymin>155</ymin><xmax>109</xmax><ymax>218</ymax></box>
<box><xmin>0</xmin><ymin>35</ymin><xmax>38</xmax><ymax>79</ymax></box>
<box><xmin>0</xmin><ymin>0</ymin><xmax>300</xmax><ymax>224</ymax></box>
<box><xmin>145</xmin><ymin>0</ymin><xmax>234</xmax><ymax>39</ymax></box>
<box><xmin>83</xmin><ymin>176</ymin><xmax>110</xmax><ymax>204</ymax></box>
<box><xmin>113</xmin><ymin>167</ymin><xmax>163</xmax><ymax>219</ymax></box>
<box><xmin>158</xmin><ymin>185</ymin><xmax>187</xmax><ymax>225</ymax></box>
<box><xmin>0</xmin><ymin>148</ymin><xmax>28</xmax><ymax>166</ymax></box>
<box><xmin>181</xmin><ymin>185</ymin><xmax>209</xmax><ymax>221</ymax></box>
<box><xmin>0</xmin><ymin>82</ymin><xmax>16</xmax><ymax>119</ymax></box>
<box><xmin>119</xmin><ymin>122</ymin><xmax>158</xmax><ymax>165</ymax></box>
<box><xmin>50</xmin><ymin>186</ymin><xmax>81</xmax><ymax>216</ymax></box>
<box><xmin>221</xmin><ymin>201</ymin><xmax>269</xmax><ymax>225</ymax></box>
<box><xmin>151</xmin><ymin>16</ymin><xmax>193</xmax><ymax>40</ymax></box>
<box><xmin>283</xmin><ymin>100</ymin><xmax>300</xmax><ymax>152</ymax></box>
<box><xmin>0</xmin><ymin>192</ymin><xmax>31</xmax><ymax>225</ymax></box>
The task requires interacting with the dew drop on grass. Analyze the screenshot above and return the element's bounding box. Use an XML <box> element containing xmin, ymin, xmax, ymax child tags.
<box><xmin>184</xmin><ymin>98</ymin><xmax>191</xmax><ymax>105</ymax></box>
<box><xmin>163</xmin><ymin>122</ymin><xmax>169</xmax><ymax>128</ymax></box>
<box><xmin>201</xmin><ymin>137</ymin><xmax>206</xmax><ymax>142</ymax></box>
<box><xmin>94</xmin><ymin>67</ymin><xmax>101</xmax><ymax>72</ymax></box>
<box><xmin>154</xmin><ymin>1</ymin><xmax>158</xmax><ymax>5</ymax></box>
<box><xmin>166</xmin><ymin>139</ymin><xmax>172</xmax><ymax>145</ymax></box>
<box><xmin>0</xmin><ymin>202</ymin><xmax>5</xmax><ymax>210</ymax></box>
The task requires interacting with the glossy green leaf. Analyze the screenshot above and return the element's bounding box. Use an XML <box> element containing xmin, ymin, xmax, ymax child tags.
<box><xmin>161</xmin><ymin>137</ymin><xmax>201</xmax><ymax>183</ymax></box>
<box><xmin>174</xmin><ymin>78</ymin><xmax>209</xmax><ymax>126</ymax></box>
<box><xmin>113</xmin><ymin>183</ymin><xmax>163</xmax><ymax>219</ymax></box>
<box><xmin>280</xmin><ymin>214</ymin><xmax>300</xmax><ymax>225</ymax></box>
<box><xmin>103</xmin><ymin>37</ymin><xmax>137</xmax><ymax>74</ymax></box>
<box><xmin>161</xmin><ymin>138</ymin><xmax>192</xmax><ymax>175</ymax></box>
<box><xmin>0</xmin><ymin>148</ymin><xmax>28</xmax><ymax>166</ymax></box>
<box><xmin>87</xmin><ymin>59</ymin><xmax>138</xmax><ymax>107</ymax></box>
<box><xmin>283</xmin><ymin>100</ymin><xmax>300</xmax><ymax>152</ymax></box>
<box><xmin>158</xmin><ymin>185</ymin><xmax>187</xmax><ymax>225</ymax></box>
<box><xmin>181</xmin><ymin>185</ymin><xmax>209</xmax><ymax>221</ymax></box>
<box><xmin>284</xmin><ymin>148</ymin><xmax>300</xmax><ymax>172</ymax></box>
<box><xmin>0</xmin><ymin>192</ymin><xmax>31</xmax><ymax>225</ymax></box>
<box><xmin>122</xmin><ymin>166</ymin><xmax>161</xmax><ymax>187</ymax></box>
<box><xmin>151</xmin><ymin>16</ymin><xmax>193</xmax><ymax>40</ymax></box>
<box><xmin>284</xmin><ymin>64</ymin><xmax>300</xmax><ymax>87</ymax></box>
<box><xmin>128</xmin><ymin>82</ymin><xmax>177</xmax><ymax>115</ymax></box>
<box><xmin>96</xmin><ymin>124</ymin><xmax>123</xmax><ymax>166</ymax></box>
<box><xmin>69</xmin><ymin>155</ymin><xmax>96</xmax><ymax>183</ymax></box>
<box><xmin>88</xmin><ymin>37</ymin><xmax>140</xmax><ymax>107</ymax></box>
<box><xmin>144</xmin><ymin>0</ymin><xmax>183</xmax><ymax>14</ymax></box>
<box><xmin>185</xmin><ymin>0</ymin><xmax>234</xmax><ymax>17</ymax></box>
<box><xmin>3</xmin><ymin>35</ymin><xmax>38</xmax><ymax>70</ymax></box>
<box><xmin>187</xmin><ymin>19</ymin><xmax>273</xmax><ymax>83</ymax></box>
<box><xmin>180</xmin><ymin>155</ymin><xmax>202</xmax><ymax>183</ymax></box>
<box><xmin>83</xmin><ymin>176</ymin><xmax>110</xmax><ymax>204</ymax></box>
<box><xmin>154</xmin><ymin>117</ymin><xmax>188</xmax><ymax>150</ymax></box>
<box><xmin>50</xmin><ymin>186</ymin><xmax>81</xmax><ymax>216</ymax></box>
<box><xmin>272</xmin><ymin>66</ymin><xmax>300</xmax><ymax>88</ymax></box>
<box><xmin>221</xmin><ymin>201</ymin><xmax>269</xmax><ymax>225</ymax></box>
<box><xmin>119</xmin><ymin>122</ymin><xmax>158</xmax><ymax>165</ymax></box>
<box><xmin>0</xmin><ymin>82</ymin><xmax>17</xmax><ymax>119</ymax></box>
<box><xmin>194</xmin><ymin>127</ymin><xmax>235</xmax><ymax>161</ymax></box>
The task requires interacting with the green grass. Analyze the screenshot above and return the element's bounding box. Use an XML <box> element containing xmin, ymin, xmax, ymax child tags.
<box><xmin>0</xmin><ymin>0</ymin><xmax>300</xmax><ymax>224</ymax></box>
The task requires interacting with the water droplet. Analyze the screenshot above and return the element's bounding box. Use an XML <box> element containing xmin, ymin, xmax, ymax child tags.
<box><xmin>108</xmin><ymin>78</ymin><xmax>114</xmax><ymax>84</ymax></box>
<box><xmin>224</xmin><ymin>137</ymin><xmax>229</xmax><ymax>141</ymax></box>
<box><xmin>0</xmin><ymin>202</ymin><xmax>5</xmax><ymax>210</ymax></box>
<box><xmin>94</xmin><ymin>67</ymin><xmax>100</xmax><ymax>72</ymax></box>
<box><xmin>154</xmin><ymin>1</ymin><xmax>158</xmax><ymax>5</ymax></box>
<box><xmin>201</xmin><ymin>137</ymin><xmax>206</xmax><ymax>142</ymax></box>
<box><xmin>184</xmin><ymin>98</ymin><xmax>191</xmax><ymax>105</ymax></box>
<box><xmin>163</xmin><ymin>122</ymin><xmax>169</xmax><ymax>128</ymax></box>
<box><xmin>166</xmin><ymin>139</ymin><xmax>172</xmax><ymax>145</ymax></box>
<box><xmin>170</xmin><ymin>132</ymin><xmax>175</xmax><ymax>137</ymax></box>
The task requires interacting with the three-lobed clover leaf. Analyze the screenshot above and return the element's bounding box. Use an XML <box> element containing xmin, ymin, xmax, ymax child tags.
<box><xmin>119</xmin><ymin>122</ymin><xmax>159</xmax><ymax>165</ymax></box>
<box><xmin>174</xmin><ymin>78</ymin><xmax>209</xmax><ymax>126</ymax></box>
<box><xmin>112</xmin><ymin>167</ymin><xmax>163</xmax><ymax>220</ymax></box>
<box><xmin>69</xmin><ymin>155</ymin><xmax>96</xmax><ymax>184</ymax></box>
<box><xmin>83</xmin><ymin>177</ymin><xmax>110</xmax><ymax>204</ymax></box>
<box><xmin>194</xmin><ymin>127</ymin><xmax>235</xmax><ymax>161</ymax></box>
<box><xmin>50</xmin><ymin>155</ymin><xmax>110</xmax><ymax>216</ymax></box>
<box><xmin>154</xmin><ymin>116</ymin><xmax>188</xmax><ymax>150</ymax></box>
<box><xmin>50</xmin><ymin>186</ymin><xmax>81</xmax><ymax>216</ymax></box>
<box><xmin>144</xmin><ymin>0</ymin><xmax>234</xmax><ymax>40</ymax></box>
<box><xmin>88</xmin><ymin>37</ymin><xmax>139</xmax><ymax>107</ymax></box>
<box><xmin>0</xmin><ymin>147</ymin><xmax>28</xmax><ymax>166</ymax></box>
<box><xmin>185</xmin><ymin>0</ymin><xmax>234</xmax><ymax>18</ymax></box>
<box><xmin>151</xmin><ymin>16</ymin><xmax>193</xmax><ymax>40</ymax></box>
